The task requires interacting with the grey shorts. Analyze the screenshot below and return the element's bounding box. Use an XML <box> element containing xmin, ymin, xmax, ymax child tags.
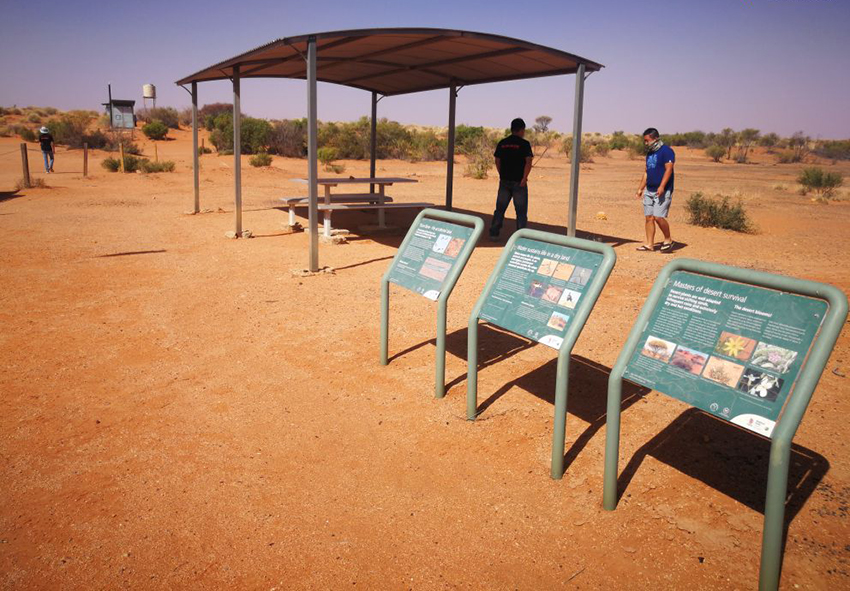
<box><xmin>643</xmin><ymin>189</ymin><xmax>672</xmax><ymax>218</ymax></box>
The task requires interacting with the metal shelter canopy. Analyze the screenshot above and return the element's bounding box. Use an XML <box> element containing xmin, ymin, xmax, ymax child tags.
<box><xmin>174</xmin><ymin>28</ymin><xmax>603</xmax><ymax>94</ymax></box>
<box><xmin>176</xmin><ymin>28</ymin><xmax>603</xmax><ymax>272</ymax></box>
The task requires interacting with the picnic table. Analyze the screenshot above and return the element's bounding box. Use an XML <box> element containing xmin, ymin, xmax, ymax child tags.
<box><xmin>283</xmin><ymin>177</ymin><xmax>433</xmax><ymax>237</ymax></box>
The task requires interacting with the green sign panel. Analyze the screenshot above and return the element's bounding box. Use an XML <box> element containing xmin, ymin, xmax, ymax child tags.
<box><xmin>479</xmin><ymin>238</ymin><xmax>604</xmax><ymax>350</ymax></box>
<box><xmin>386</xmin><ymin>218</ymin><xmax>474</xmax><ymax>301</ymax></box>
<box><xmin>623</xmin><ymin>271</ymin><xmax>827</xmax><ymax>437</ymax></box>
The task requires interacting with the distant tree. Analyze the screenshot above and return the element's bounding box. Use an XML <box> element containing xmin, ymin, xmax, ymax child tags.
<box><xmin>718</xmin><ymin>128</ymin><xmax>737</xmax><ymax>160</ymax></box>
<box><xmin>788</xmin><ymin>131</ymin><xmax>810</xmax><ymax>163</ymax></box>
<box><xmin>533</xmin><ymin>115</ymin><xmax>552</xmax><ymax>133</ymax></box>
<box><xmin>705</xmin><ymin>145</ymin><xmax>726</xmax><ymax>163</ymax></box>
<box><xmin>759</xmin><ymin>132</ymin><xmax>780</xmax><ymax>151</ymax></box>
<box><xmin>798</xmin><ymin>167</ymin><xmax>843</xmax><ymax>200</ymax></box>
<box><xmin>735</xmin><ymin>128</ymin><xmax>760</xmax><ymax>162</ymax></box>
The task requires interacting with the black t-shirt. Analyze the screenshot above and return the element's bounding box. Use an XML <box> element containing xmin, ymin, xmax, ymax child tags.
<box><xmin>39</xmin><ymin>133</ymin><xmax>54</xmax><ymax>152</ymax></box>
<box><xmin>494</xmin><ymin>135</ymin><xmax>533</xmax><ymax>182</ymax></box>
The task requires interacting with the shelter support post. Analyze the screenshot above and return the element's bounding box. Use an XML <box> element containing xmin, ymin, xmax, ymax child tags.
<box><xmin>232</xmin><ymin>66</ymin><xmax>243</xmax><ymax>235</ymax></box>
<box><xmin>567</xmin><ymin>63</ymin><xmax>586</xmax><ymax>237</ymax></box>
<box><xmin>307</xmin><ymin>37</ymin><xmax>319</xmax><ymax>272</ymax></box>
<box><xmin>370</xmin><ymin>92</ymin><xmax>378</xmax><ymax>194</ymax></box>
<box><xmin>191</xmin><ymin>81</ymin><xmax>200</xmax><ymax>214</ymax></box>
<box><xmin>445</xmin><ymin>83</ymin><xmax>457</xmax><ymax>211</ymax></box>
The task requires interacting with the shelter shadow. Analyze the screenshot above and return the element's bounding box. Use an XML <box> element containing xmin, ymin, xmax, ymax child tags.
<box><xmin>615</xmin><ymin>407</ymin><xmax>828</xmax><ymax>526</ymax></box>
<box><xmin>284</xmin><ymin>206</ymin><xmax>640</xmax><ymax>250</ymax></box>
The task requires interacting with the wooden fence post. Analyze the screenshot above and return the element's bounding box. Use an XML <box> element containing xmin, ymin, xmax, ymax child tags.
<box><xmin>119</xmin><ymin>140</ymin><xmax>125</xmax><ymax>173</ymax></box>
<box><xmin>83</xmin><ymin>142</ymin><xmax>88</xmax><ymax>177</ymax></box>
<box><xmin>20</xmin><ymin>143</ymin><xmax>31</xmax><ymax>188</ymax></box>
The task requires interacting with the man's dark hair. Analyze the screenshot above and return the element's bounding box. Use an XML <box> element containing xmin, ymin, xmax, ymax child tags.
<box><xmin>510</xmin><ymin>118</ymin><xmax>526</xmax><ymax>133</ymax></box>
<box><xmin>643</xmin><ymin>127</ymin><xmax>660</xmax><ymax>139</ymax></box>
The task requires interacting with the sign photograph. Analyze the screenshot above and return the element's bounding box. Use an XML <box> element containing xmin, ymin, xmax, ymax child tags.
<box><xmin>623</xmin><ymin>271</ymin><xmax>827</xmax><ymax>436</ymax></box>
<box><xmin>386</xmin><ymin>217</ymin><xmax>474</xmax><ymax>301</ymax></box>
<box><xmin>478</xmin><ymin>238</ymin><xmax>604</xmax><ymax>350</ymax></box>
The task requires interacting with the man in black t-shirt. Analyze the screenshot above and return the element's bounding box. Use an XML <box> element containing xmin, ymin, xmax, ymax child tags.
<box><xmin>490</xmin><ymin>118</ymin><xmax>533</xmax><ymax>240</ymax></box>
<box><xmin>38</xmin><ymin>126</ymin><xmax>55</xmax><ymax>173</ymax></box>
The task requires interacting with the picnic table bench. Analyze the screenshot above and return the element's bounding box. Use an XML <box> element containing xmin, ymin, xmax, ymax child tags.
<box><xmin>286</xmin><ymin>177</ymin><xmax>434</xmax><ymax>236</ymax></box>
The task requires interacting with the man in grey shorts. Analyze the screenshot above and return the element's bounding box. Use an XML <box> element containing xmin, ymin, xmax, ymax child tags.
<box><xmin>634</xmin><ymin>127</ymin><xmax>675</xmax><ymax>252</ymax></box>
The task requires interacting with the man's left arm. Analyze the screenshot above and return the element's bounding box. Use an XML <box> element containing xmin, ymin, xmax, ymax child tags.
<box><xmin>657</xmin><ymin>159</ymin><xmax>674</xmax><ymax>194</ymax></box>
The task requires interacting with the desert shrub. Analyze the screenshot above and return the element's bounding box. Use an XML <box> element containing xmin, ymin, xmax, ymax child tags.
<box><xmin>455</xmin><ymin>124</ymin><xmax>487</xmax><ymax>155</ymax></box>
<box><xmin>198</xmin><ymin>145</ymin><xmax>212</xmax><ymax>155</ymax></box>
<box><xmin>249</xmin><ymin>153</ymin><xmax>273</xmax><ymax>167</ymax></box>
<box><xmin>0</xmin><ymin>126</ymin><xmax>10</xmax><ymax>137</ymax></box>
<box><xmin>268</xmin><ymin>119</ymin><xmax>306</xmax><ymax>157</ymax></box>
<box><xmin>705</xmin><ymin>145</ymin><xmax>725</xmax><ymax>162</ymax></box>
<box><xmin>410</xmin><ymin>130</ymin><xmax>446</xmax><ymax>162</ymax></box>
<box><xmin>20</xmin><ymin>127</ymin><xmax>36</xmax><ymax>142</ymax></box>
<box><xmin>317</xmin><ymin>146</ymin><xmax>338</xmax><ymax>168</ymax></box>
<box><xmin>27</xmin><ymin>113</ymin><xmax>41</xmax><ymax>123</ymax></box>
<box><xmin>142</xmin><ymin>120</ymin><xmax>169</xmax><ymax>140</ymax></box>
<box><xmin>101</xmin><ymin>154</ymin><xmax>146</xmax><ymax>173</ymax></box>
<box><xmin>798</xmin><ymin>167</ymin><xmax>843</xmax><ymax>199</ymax></box>
<box><xmin>138</xmin><ymin>107</ymin><xmax>179</xmax><ymax>129</ymax></box>
<box><xmin>814</xmin><ymin>140</ymin><xmax>850</xmax><ymax>162</ymax></box>
<box><xmin>464</xmin><ymin>138</ymin><xmax>494</xmax><ymax>179</ymax></box>
<box><xmin>15</xmin><ymin>176</ymin><xmax>47</xmax><ymax>190</ymax></box>
<box><xmin>685</xmin><ymin>192</ymin><xmax>752</xmax><ymax>232</ymax></box>
<box><xmin>593</xmin><ymin>140</ymin><xmax>611</xmax><ymax>158</ymax></box>
<box><xmin>562</xmin><ymin>137</ymin><xmax>594</xmax><ymax>163</ymax></box>
<box><xmin>734</xmin><ymin>152</ymin><xmax>749</xmax><ymax>164</ymax></box>
<box><xmin>139</xmin><ymin>159</ymin><xmax>175</xmax><ymax>173</ymax></box>
<box><xmin>103</xmin><ymin>134</ymin><xmax>141</xmax><ymax>154</ymax></box>
<box><xmin>44</xmin><ymin>111</ymin><xmax>97</xmax><ymax>148</ymax></box>
<box><xmin>199</xmin><ymin>103</ymin><xmax>234</xmax><ymax>129</ymax></box>
<box><xmin>207</xmin><ymin>113</ymin><xmax>271</xmax><ymax>154</ymax></box>
<box><xmin>178</xmin><ymin>107</ymin><xmax>194</xmax><ymax>127</ymax></box>
<box><xmin>609</xmin><ymin>131</ymin><xmax>631</xmax><ymax>150</ymax></box>
<box><xmin>43</xmin><ymin>107</ymin><xmax>57</xmax><ymax>115</ymax></box>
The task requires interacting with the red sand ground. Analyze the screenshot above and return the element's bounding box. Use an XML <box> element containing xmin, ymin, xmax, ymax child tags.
<box><xmin>1</xmin><ymin>129</ymin><xmax>849</xmax><ymax>589</ymax></box>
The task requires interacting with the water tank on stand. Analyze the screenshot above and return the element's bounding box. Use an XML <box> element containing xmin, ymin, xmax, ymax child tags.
<box><xmin>142</xmin><ymin>84</ymin><xmax>156</xmax><ymax>109</ymax></box>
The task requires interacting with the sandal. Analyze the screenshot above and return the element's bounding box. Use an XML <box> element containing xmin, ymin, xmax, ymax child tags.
<box><xmin>635</xmin><ymin>244</ymin><xmax>655</xmax><ymax>251</ymax></box>
<box><xmin>660</xmin><ymin>241</ymin><xmax>674</xmax><ymax>252</ymax></box>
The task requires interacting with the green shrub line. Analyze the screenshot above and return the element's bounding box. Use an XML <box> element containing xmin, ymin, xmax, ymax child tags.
<box><xmin>685</xmin><ymin>192</ymin><xmax>753</xmax><ymax>233</ymax></box>
<box><xmin>101</xmin><ymin>155</ymin><xmax>175</xmax><ymax>173</ymax></box>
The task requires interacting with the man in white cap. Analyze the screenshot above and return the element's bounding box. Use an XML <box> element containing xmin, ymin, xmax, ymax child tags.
<box><xmin>38</xmin><ymin>126</ymin><xmax>55</xmax><ymax>173</ymax></box>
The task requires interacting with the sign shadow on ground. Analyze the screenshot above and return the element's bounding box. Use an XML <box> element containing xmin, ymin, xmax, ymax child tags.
<box><xmin>615</xmin><ymin>407</ymin><xmax>828</xmax><ymax>529</ymax></box>
<box><xmin>472</xmin><ymin>354</ymin><xmax>649</xmax><ymax>472</ymax></box>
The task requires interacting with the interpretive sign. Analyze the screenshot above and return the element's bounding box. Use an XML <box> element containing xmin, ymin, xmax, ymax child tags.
<box><xmin>467</xmin><ymin>229</ymin><xmax>616</xmax><ymax>479</ymax></box>
<box><xmin>623</xmin><ymin>271</ymin><xmax>827</xmax><ymax>437</ymax></box>
<box><xmin>386</xmin><ymin>217</ymin><xmax>475</xmax><ymax>301</ymax></box>
<box><xmin>478</xmin><ymin>238</ymin><xmax>605</xmax><ymax>350</ymax></box>
<box><xmin>381</xmin><ymin>209</ymin><xmax>484</xmax><ymax>399</ymax></box>
<box><xmin>603</xmin><ymin>258</ymin><xmax>847</xmax><ymax>591</ymax></box>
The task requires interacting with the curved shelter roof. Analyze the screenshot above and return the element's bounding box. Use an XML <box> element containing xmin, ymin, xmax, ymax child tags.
<box><xmin>175</xmin><ymin>28</ymin><xmax>603</xmax><ymax>96</ymax></box>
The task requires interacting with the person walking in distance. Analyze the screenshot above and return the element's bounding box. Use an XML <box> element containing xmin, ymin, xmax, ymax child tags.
<box><xmin>38</xmin><ymin>126</ymin><xmax>55</xmax><ymax>173</ymax></box>
<box><xmin>635</xmin><ymin>128</ymin><xmax>675</xmax><ymax>251</ymax></box>
<box><xmin>489</xmin><ymin>118</ymin><xmax>533</xmax><ymax>241</ymax></box>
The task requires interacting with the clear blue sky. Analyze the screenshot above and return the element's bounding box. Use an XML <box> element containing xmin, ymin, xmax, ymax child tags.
<box><xmin>2</xmin><ymin>0</ymin><xmax>848</xmax><ymax>138</ymax></box>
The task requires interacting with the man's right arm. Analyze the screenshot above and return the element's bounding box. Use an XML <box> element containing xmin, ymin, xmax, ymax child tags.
<box><xmin>494</xmin><ymin>157</ymin><xmax>501</xmax><ymax>175</ymax></box>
